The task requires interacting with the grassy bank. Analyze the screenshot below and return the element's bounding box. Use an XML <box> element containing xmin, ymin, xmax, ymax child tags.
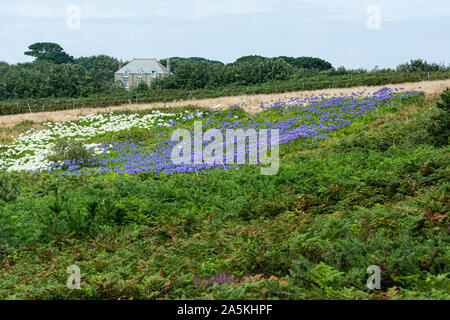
<box><xmin>0</xmin><ymin>89</ymin><xmax>448</xmax><ymax>300</ymax></box>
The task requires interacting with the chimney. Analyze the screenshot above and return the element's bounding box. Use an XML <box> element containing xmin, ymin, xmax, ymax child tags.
<box><xmin>119</xmin><ymin>58</ymin><xmax>123</xmax><ymax>70</ymax></box>
<box><xmin>167</xmin><ymin>58</ymin><xmax>171</xmax><ymax>74</ymax></box>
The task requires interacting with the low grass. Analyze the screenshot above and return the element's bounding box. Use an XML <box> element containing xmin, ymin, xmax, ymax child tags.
<box><xmin>0</xmin><ymin>121</ymin><xmax>44</xmax><ymax>145</ymax></box>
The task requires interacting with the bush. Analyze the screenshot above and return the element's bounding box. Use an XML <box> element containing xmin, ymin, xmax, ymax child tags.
<box><xmin>0</xmin><ymin>171</ymin><xmax>18</xmax><ymax>202</ymax></box>
<box><xmin>48</xmin><ymin>139</ymin><xmax>94</xmax><ymax>165</ymax></box>
<box><xmin>396</xmin><ymin>59</ymin><xmax>448</xmax><ymax>72</ymax></box>
<box><xmin>427</xmin><ymin>88</ymin><xmax>450</xmax><ymax>147</ymax></box>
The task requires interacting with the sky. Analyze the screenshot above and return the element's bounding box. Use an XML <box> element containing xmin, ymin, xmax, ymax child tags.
<box><xmin>0</xmin><ymin>0</ymin><xmax>449</xmax><ymax>69</ymax></box>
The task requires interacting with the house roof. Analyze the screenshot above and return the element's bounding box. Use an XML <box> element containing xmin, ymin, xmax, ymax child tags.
<box><xmin>115</xmin><ymin>58</ymin><xmax>171</xmax><ymax>75</ymax></box>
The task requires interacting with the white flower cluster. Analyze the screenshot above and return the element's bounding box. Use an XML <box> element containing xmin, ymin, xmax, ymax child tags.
<box><xmin>0</xmin><ymin>109</ymin><xmax>204</xmax><ymax>172</ymax></box>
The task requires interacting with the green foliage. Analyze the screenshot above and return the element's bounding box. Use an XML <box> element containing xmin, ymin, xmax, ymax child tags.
<box><xmin>25</xmin><ymin>42</ymin><xmax>73</xmax><ymax>64</ymax></box>
<box><xmin>158</xmin><ymin>55</ymin><xmax>305</xmax><ymax>89</ymax></box>
<box><xmin>74</xmin><ymin>55</ymin><xmax>119</xmax><ymax>75</ymax></box>
<box><xmin>427</xmin><ymin>88</ymin><xmax>450</xmax><ymax>147</ymax></box>
<box><xmin>397</xmin><ymin>59</ymin><xmax>447</xmax><ymax>73</ymax></box>
<box><xmin>98</xmin><ymin>129</ymin><xmax>154</xmax><ymax>144</ymax></box>
<box><xmin>2</xmin><ymin>69</ymin><xmax>449</xmax><ymax>116</ymax></box>
<box><xmin>436</xmin><ymin>87</ymin><xmax>450</xmax><ymax>111</ymax></box>
<box><xmin>131</xmin><ymin>80</ymin><xmax>151</xmax><ymax>93</ymax></box>
<box><xmin>0</xmin><ymin>93</ymin><xmax>449</xmax><ymax>300</ymax></box>
<box><xmin>0</xmin><ymin>48</ymin><xmax>119</xmax><ymax>101</ymax></box>
<box><xmin>160</xmin><ymin>57</ymin><xmax>224</xmax><ymax>73</ymax></box>
<box><xmin>48</xmin><ymin>139</ymin><xmax>94</xmax><ymax>165</ymax></box>
<box><xmin>0</xmin><ymin>171</ymin><xmax>18</xmax><ymax>202</ymax></box>
<box><xmin>230</xmin><ymin>57</ymin><xmax>295</xmax><ymax>86</ymax></box>
<box><xmin>1</xmin><ymin>51</ymin><xmax>449</xmax><ymax>115</ymax></box>
<box><xmin>233</xmin><ymin>55</ymin><xmax>333</xmax><ymax>72</ymax></box>
<box><xmin>278</xmin><ymin>56</ymin><xmax>333</xmax><ymax>71</ymax></box>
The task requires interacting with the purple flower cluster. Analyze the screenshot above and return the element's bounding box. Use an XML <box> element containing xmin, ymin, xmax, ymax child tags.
<box><xmin>41</xmin><ymin>87</ymin><xmax>419</xmax><ymax>176</ymax></box>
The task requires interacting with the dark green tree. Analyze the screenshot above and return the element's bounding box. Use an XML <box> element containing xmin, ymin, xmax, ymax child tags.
<box><xmin>160</xmin><ymin>57</ymin><xmax>224</xmax><ymax>74</ymax></box>
<box><xmin>278</xmin><ymin>56</ymin><xmax>333</xmax><ymax>71</ymax></box>
<box><xmin>396</xmin><ymin>59</ymin><xmax>446</xmax><ymax>72</ymax></box>
<box><xmin>427</xmin><ymin>88</ymin><xmax>450</xmax><ymax>147</ymax></box>
<box><xmin>74</xmin><ymin>55</ymin><xmax>119</xmax><ymax>75</ymax></box>
<box><xmin>25</xmin><ymin>42</ymin><xmax>73</xmax><ymax>64</ymax></box>
<box><xmin>230</xmin><ymin>57</ymin><xmax>295</xmax><ymax>85</ymax></box>
<box><xmin>132</xmin><ymin>80</ymin><xmax>150</xmax><ymax>94</ymax></box>
<box><xmin>232</xmin><ymin>55</ymin><xmax>267</xmax><ymax>65</ymax></box>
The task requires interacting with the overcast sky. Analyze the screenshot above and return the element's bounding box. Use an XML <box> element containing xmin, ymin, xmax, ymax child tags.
<box><xmin>1</xmin><ymin>0</ymin><xmax>449</xmax><ymax>69</ymax></box>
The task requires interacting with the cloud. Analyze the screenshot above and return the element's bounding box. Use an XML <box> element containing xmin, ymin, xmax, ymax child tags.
<box><xmin>2</xmin><ymin>0</ymin><xmax>449</xmax><ymax>20</ymax></box>
<box><xmin>146</xmin><ymin>0</ymin><xmax>281</xmax><ymax>19</ymax></box>
<box><xmin>294</xmin><ymin>0</ymin><xmax>450</xmax><ymax>21</ymax></box>
<box><xmin>5</xmin><ymin>3</ymin><xmax>65</xmax><ymax>18</ymax></box>
<box><xmin>4</xmin><ymin>1</ymin><xmax>146</xmax><ymax>19</ymax></box>
<box><xmin>2</xmin><ymin>0</ymin><xmax>282</xmax><ymax>20</ymax></box>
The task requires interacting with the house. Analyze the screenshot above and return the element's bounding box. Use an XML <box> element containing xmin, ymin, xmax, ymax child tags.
<box><xmin>114</xmin><ymin>58</ymin><xmax>172</xmax><ymax>89</ymax></box>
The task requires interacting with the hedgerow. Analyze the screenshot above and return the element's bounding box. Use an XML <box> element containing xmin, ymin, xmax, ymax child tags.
<box><xmin>1</xmin><ymin>70</ymin><xmax>449</xmax><ymax>115</ymax></box>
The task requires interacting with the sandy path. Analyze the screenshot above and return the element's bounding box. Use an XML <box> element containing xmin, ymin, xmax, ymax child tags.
<box><xmin>1</xmin><ymin>79</ymin><xmax>449</xmax><ymax>128</ymax></box>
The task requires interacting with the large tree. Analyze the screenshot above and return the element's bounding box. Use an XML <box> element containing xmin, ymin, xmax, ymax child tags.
<box><xmin>278</xmin><ymin>56</ymin><xmax>333</xmax><ymax>71</ymax></box>
<box><xmin>25</xmin><ymin>42</ymin><xmax>73</xmax><ymax>64</ymax></box>
<box><xmin>160</xmin><ymin>57</ymin><xmax>224</xmax><ymax>74</ymax></box>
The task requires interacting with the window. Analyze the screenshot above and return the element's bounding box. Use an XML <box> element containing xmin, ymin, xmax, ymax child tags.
<box><xmin>124</xmin><ymin>70</ymin><xmax>129</xmax><ymax>78</ymax></box>
<box><xmin>123</xmin><ymin>80</ymin><xmax>129</xmax><ymax>89</ymax></box>
<box><xmin>137</xmin><ymin>70</ymin><xmax>142</xmax><ymax>78</ymax></box>
<box><xmin>151</xmin><ymin>70</ymin><xmax>156</xmax><ymax>78</ymax></box>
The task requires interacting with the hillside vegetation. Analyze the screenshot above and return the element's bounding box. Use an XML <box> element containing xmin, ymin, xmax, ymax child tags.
<box><xmin>1</xmin><ymin>42</ymin><xmax>449</xmax><ymax>115</ymax></box>
<box><xmin>0</xmin><ymin>88</ymin><xmax>448</xmax><ymax>300</ymax></box>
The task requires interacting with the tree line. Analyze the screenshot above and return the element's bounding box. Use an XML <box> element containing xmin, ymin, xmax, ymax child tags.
<box><xmin>0</xmin><ymin>43</ymin><xmax>122</xmax><ymax>100</ymax></box>
<box><xmin>0</xmin><ymin>42</ymin><xmax>448</xmax><ymax>101</ymax></box>
<box><xmin>153</xmin><ymin>55</ymin><xmax>332</xmax><ymax>90</ymax></box>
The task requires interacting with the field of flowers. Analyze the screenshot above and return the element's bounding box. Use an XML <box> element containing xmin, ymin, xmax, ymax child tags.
<box><xmin>0</xmin><ymin>87</ymin><xmax>448</xmax><ymax>300</ymax></box>
<box><xmin>0</xmin><ymin>110</ymin><xmax>205</xmax><ymax>172</ymax></box>
<box><xmin>1</xmin><ymin>87</ymin><xmax>419</xmax><ymax>176</ymax></box>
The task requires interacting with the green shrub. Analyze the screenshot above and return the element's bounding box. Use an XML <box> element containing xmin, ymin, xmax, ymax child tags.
<box><xmin>0</xmin><ymin>171</ymin><xmax>18</xmax><ymax>202</ymax></box>
<box><xmin>427</xmin><ymin>88</ymin><xmax>450</xmax><ymax>147</ymax></box>
<box><xmin>47</xmin><ymin>139</ymin><xmax>94</xmax><ymax>165</ymax></box>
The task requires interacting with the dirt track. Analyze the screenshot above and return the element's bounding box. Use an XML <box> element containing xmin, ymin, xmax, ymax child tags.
<box><xmin>1</xmin><ymin>79</ymin><xmax>449</xmax><ymax>128</ymax></box>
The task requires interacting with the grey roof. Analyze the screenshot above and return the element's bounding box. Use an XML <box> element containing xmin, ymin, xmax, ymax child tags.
<box><xmin>115</xmin><ymin>58</ymin><xmax>171</xmax><ymax>75</ymax></box>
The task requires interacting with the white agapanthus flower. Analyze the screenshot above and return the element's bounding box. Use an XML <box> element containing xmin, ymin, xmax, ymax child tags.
<box><xmin>1</xmin><ymin>109</ymin><xmax>205</xmax><ymax>172</ymax></box>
